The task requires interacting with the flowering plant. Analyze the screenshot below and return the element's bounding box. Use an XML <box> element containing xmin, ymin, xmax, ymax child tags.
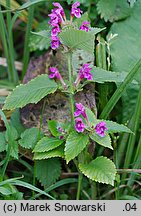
<box><xmin>2</xmin><ymin>1</ymin><xmax>132</xmax><ymax>197</ymax></box>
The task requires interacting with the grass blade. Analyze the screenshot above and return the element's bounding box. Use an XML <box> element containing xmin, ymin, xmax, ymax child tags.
<box><xmin>99</xmin><ymin>58</ymin><xmax>141</xmax><ymax>119</ymax></box>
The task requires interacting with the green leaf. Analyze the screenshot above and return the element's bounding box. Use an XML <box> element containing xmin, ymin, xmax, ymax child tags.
<box><xmin>97</xmin><ymin>0</ymin><xmax>132</xmax><ymax>22</ymax></box>
<box><xmin>29</xmin><ymin>21</ymin><xmax>51</xmax><ymax>51</ymax></box>
<box><xmin>85</xmin><ymin>107</ymin><xmax>97</xmax><ymax>126</ymax></box>
<box><xmin>90</xmin><ymin>132</ymin><xmax>113</xmax><ymax>150</ymax></box>
<box><xmin>19</xmin><ymin>128</ymin><xmax>42</xmax><ymax>149</ymax></box>
<box><xmin>3</xmin><ymin>74</ymin><xmax>57</xmax><ymax>110</ymax></box>
<box><xmin>16</xmin><ymin>0</ymin><xmax>47</xmax><ymax>11</ymax></box>
<box><xmin>109</xmin><ymin>1</ymin><xmax>141</xmax><ymax>75</ymax></box>
<box><xmin>91</xmin><ymin>67</ymin><xmax>137</xmax><ymax>84</ymax></box>
<box><xmin>79</xmin><ymin>156</ymin><xmax>116</xmax><ymax>186</ymax></box>
<box><xmin>109</xmin><ymin>0</ymin><xmax>141</xmax><ymax>121</ymax></box>
<box><xmin>35</xmin><ymin>158</ymin><xmax>61</xmax><ymax>187</ymax></box>
<box><xmin>34</xmin><ymin>144</ymin><xmax>65</xmax><ymax>160</ymax></box>
<box><xmin>30</xmin><ymin>29</ymin><xmax>51</xmax><ymax>51</ymax></box>
<box><xmin>0</xmin><ymin>184</ymin><xmax>17</xmax><ymax>196</ymax></box>
<box><xmin>65</xmin><ymin>131</ymin><xmax>89</xmax><ymax>163</ymax></box>
<box><xmin>10</xmin><ymin>140</ymin><xmax>19</xmax><ymax>159</ymax></box>
<box><xmin>33</xmin><ymin>137</ymin><xmax>64</xmax><ymax>153</ymax></box>
<box><xmin>11</xmin><ymin>109</ymin><xmax>25</xmax><ymax>134</ymax></box>
<box><xmin>5</xmin><ymin>125</ymin><xmax>19</xmax><ymax>141</ymax></box>
<box><xmin>10</xmin><ymin>180</ymin><xmax>54</xmax><ymax>199</ymax></box>
<box><xmin>103</xmin><ymin>120</ymin><xmax>132</xmax><ymax>133</ymax></box>
<box><xmin>0</xmin><ymin>132</ymin><xmax>6</xmax><ymax>152</ymax></box>
<box><xmin>59</xmin><ymin>27</ymin><xmax>95</xmax><ymax>54</ymax></box>
<box><xmin>48</xmin><ymin>120</ymin><xmax>70</xmax><ymax>137</ymax></box>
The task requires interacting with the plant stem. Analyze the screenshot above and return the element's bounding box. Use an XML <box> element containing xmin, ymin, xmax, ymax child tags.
<box><xmin>76</xmin><ymin>172</ymin><xmax>83</xmax><ymax>200</ymax></box>
<box><xmin>68</xmin><ymin>51</ymin><xmax>74</xmax><ymax>123</ymax></box>
<box><xmin>100</xmin><ymin>58</ymin><xmax>141</xmax><ymax>119</ymax></box>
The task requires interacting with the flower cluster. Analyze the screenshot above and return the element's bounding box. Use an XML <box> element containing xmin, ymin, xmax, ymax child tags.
<box><xmin>48</xmin><ymin>2</ymin><xmax>90</xmax><ymax>50</ymax></box>
<box><xmin>79</xmin><ymin>21</ymin><xmax>90</xmax><ymax>32</ymax></box>
<box><xmin>74</xmin><ymin>63</ymin><xmax>93</xmax><ymax>87</ymax></box>
<box><xmin>48</xmin><ymin>2</ymin><xmax>65</xmax><ymax>49</ymax></box>
<box><xmin>95</xmin><ymin>122</ymin><xmax>108</xmax><ymax>137</ymax></box>
<box><xmin>74</xmin><ymin>103</ymin><xmax>108</xmax><ymax>136</ymax></box>
<box><xmin>74</xmin><ymin>103</ymin><xmax>87</xmax><ymax>133</ymax></box>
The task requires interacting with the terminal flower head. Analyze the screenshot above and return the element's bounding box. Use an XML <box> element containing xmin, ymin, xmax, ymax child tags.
<box><xmin>71</xmin><ymin>2</ymin><xmax>83</xmax><ymax>18</ymax></box>
<box><xmin>95</xmin><ymin>122</ymin><xmax>108</xmax><ymax>137</ymax></box>
<box><xmin>74</xmin><ymin>103</ymin><xmax>87</xmax><ymax>119</ymax></box>
<box><xmin>80</xmin><ymin>21</ymin><xmax>90</xmax><ymax>32</ymax></box>
<box><xmin>75</xmin><ymin>117</ymin><xmax>86</xmax><ymax>133</ymax></box>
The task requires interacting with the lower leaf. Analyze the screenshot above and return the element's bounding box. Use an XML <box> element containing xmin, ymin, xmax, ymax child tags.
<box><xmin>79</xmin><ymin>156</ymin><xmax>116</xmax><ymax>186</ymax></box>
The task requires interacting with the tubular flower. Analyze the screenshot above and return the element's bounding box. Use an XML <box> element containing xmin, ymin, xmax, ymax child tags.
<box><xmin>48</xmin><ymin>12</ymin><xmax>61</xmax><ymax>25</ymax></box>
<box><xmin>74</xmin><ymin>103</ymin><xmax>87</xmax><ymax>119</ymax></box>
<box><xmin>80</xmin><ymin>21</ymin><xmax>90</xmax><ymax>32</ymax></box>
<box><xmin>49</xmin><ymin>67</ymin><xmax>61</xmax><ymax>79</ymax></box>
<box><xmin>51</xmin><ymin>24</ymin><xmax>61</xmax><ymax>36</ymax></box>
<box><xmin>75</xmin><ymin>117</ymin><xmax>86</xmax><ymax>133</ymax></box>
<box><xmin>71</xmin><ymin>2</ymin><xmax>82</xmax><ymax>18</ymax></box>
<box><xmin>51</xmin><ymin>36</ymin><xmax>60</xmax><ymax>50</ymax></box>
<box><xmin>95</xmin><ymin>122</ymin><xmax>108</xmax><ymax>137</ymax></box>
<box><xmin>79</xmin><ymin>64</ymin><xmax>93</xmax><ymax>80</ymax></box>
<box><xmin>74</xmin><ymin>63</ymin><xmax>93</xmax><ymax>87</ymax></box>
<box><xmin>49</xmin><ymin>67</ymin><xmax>67</xmax><ymax>89</ymax></box>
<box><xmin>53</xmin><ymin>2</ymin><xmax>65</xmax><ymax>17</ymax></box>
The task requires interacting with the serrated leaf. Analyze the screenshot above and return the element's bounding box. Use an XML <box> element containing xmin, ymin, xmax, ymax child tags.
<box><xmin>19</xmin><ymin>128</ymin><xmax>43</xmax><ymax>149</ymax></box>
<box><xmin>91</xmin><ymin>67</ymin><xmax>137</xmax><ymax>84</ymax></box>
<box><xmin>59</xmin><ymin>27</ymin><xmax>95</xmax><ymax>54</ymax></box>
<box><xmin>97</xmin><ymin>0</ymin><xmax>132</xmax><ymax>22</ymax></box>
<box><xmin>90</xmin><ymin>132</ymin><xmax>113</xmax><ymax>150</ymax></box>
<box><xmin>35</xmin><ymin>158</ymin><xmax>61</xmax><ymax>187</ymax></box>
<box><xmin>79</xmin><ymin>156</ymin><xmax>116</xmax><ymax>185</ymax></box>
<box><xmin>103</xmin><ymin>120</ymin><xmax>132</xmax><ymax>133</ymax></box>
<box><xmin>0</xmin><ymin>132</ymin><xmax>6</xmax><ymax>152</ymax></box>
<box><xmin>65</xmin><ymin>131</ymin><xmax>89</xmax><ymax>163</ymax></box>
<box><xmin>33</xmin><ymin>144</ymin><xmax>65</xmax><ymax>160</ymax></box>
<box><xmin>10</xmin><ymin>140</ymin><xmax>19</xmax><ymax>159</ymax></box>
<box><xmin>33</xmin><ymin>137</ymin><xmax>64</xmax><ymax>153</ymax></box>
<box><xmin>3</xmin><ymin>75</ymin><xmax>57</xmax><ymax>110</ymax></box>
<box><xmin>29</xmin><ymin>21</ymin><xmax>51</xmax><ymax>51</ymax></box>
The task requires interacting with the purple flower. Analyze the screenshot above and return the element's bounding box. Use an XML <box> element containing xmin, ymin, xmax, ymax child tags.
<box><xmin>71</xmin><ymin>1</ymin><xmax>83</xmax><ymax>18</ymax></box>
<box><xmin>53</xmin><ymin>2</ymin><xmax>65</xmax><ymax>17</ymax></box>
<box><xmin>51</xmin><ymin>24</ymin><xmax>61</xmax><ymax>36</ymax></box>
<box><xmin>95</xmin><ymin>122</ymin><xmax>108</xmax><ymax>137</ymax></box>
<box><xmin>75</xmin><ymin>117</ymin><xmax>86</xmax><ymax>133</ymax></box>
<box><xmin>80</xmin><ymin>21</ymin><xmax>90</xmax><ymax>32</ymax></box>
<box><xmin>74</xmin><ymin>103</ymin><xmax>87</xmax><ymax>118</ymax></box>
<box><xmin>48</xmin><ymin>12</ymin><xmax>61</xmax><ymax>25</ymax></box>
<box><xmin>51</xmin><ymin>36</ymin><xmax>60</xmax><ymax>50</ymax></box>
<box><xmin>79</xmin><ymin>63</ymin><xmax>93</xmax><ymax>80</ymax></box>
<box><xmin>49</xmin><ymin>67</ymin><xmax>61</xmax><ymax>79</ymax></box>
